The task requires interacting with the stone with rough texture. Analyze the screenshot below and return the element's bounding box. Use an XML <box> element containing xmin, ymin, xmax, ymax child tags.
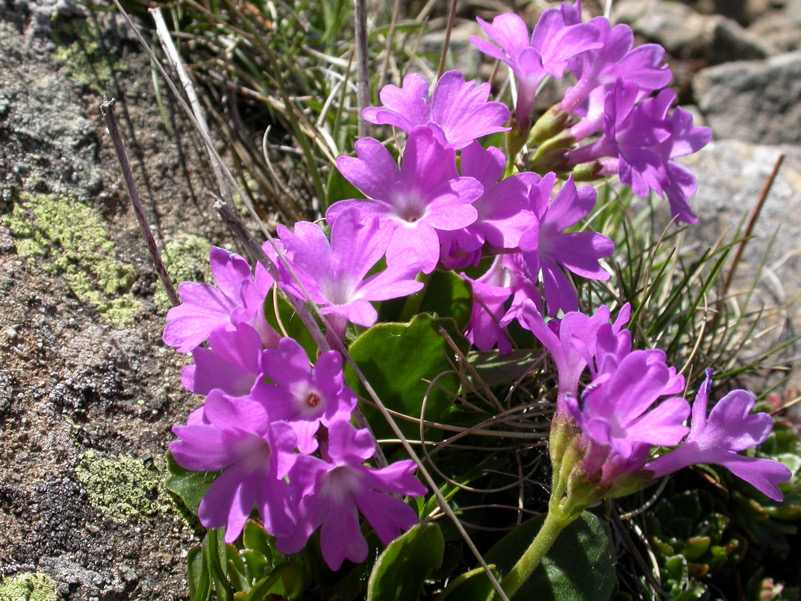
<box><xmin>693</xmin><ymin>52</ymin><xmax>801</xmax><ymax>144</ymax></box>
<box><xmin>613</xmin><ymin>0</ymin><xmax>775</xmax><ymax>63</ymax></box>
<box><xmin>679</xmin><ymin>140</ymin><xmax>801</xmax><ymax>389</ymax></box>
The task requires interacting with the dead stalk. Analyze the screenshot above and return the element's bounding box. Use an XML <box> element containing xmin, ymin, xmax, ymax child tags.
<box><xmin>100</xmin><ymin>96</ymin><xmax>179</xmax><ymax>307</ymax></box>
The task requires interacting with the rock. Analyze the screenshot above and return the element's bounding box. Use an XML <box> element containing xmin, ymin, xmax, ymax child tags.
<box><xmin>693</xmin><ymin>52</ymin><xmax>801</xmax><ymax>144</ymax></box>
<box><xmin>0</xmin><ymin>5</ymin><xmax>219</xmax><ymax>600</ymax></box>
<box><xmin>679</xmin><ymin>139</ymin><xmax>801</xmax><ymax>387</ymax></box>
<box><xmin>748</xmin><ymin>11</ymin><xmax>801</xmax><ymax>52</ymax></box>
<box><xmin>613</xmin><ymin>0</ymin><xmax>775</xmax><ymax>62</ymax></box>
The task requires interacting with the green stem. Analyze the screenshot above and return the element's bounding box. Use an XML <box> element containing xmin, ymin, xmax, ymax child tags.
<box><xmin>498</xmin><ymin>507</ymin><xmax>575</xmax><ymax>599</ymax></box>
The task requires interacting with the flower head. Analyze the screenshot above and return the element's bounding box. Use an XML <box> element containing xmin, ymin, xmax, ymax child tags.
<box><xmin>363</xmin><ymin>71</ymin><xmax>510</xmax><ymax>149</ymax></box>
<box><xmin>563</xmin><ymin>349</ymin><xmax>691</xmax><ymax>480</ymax></box>
<box><xmin>276</xmin><ymin>421</ymin><xmax>426</xmax><ymax>570</ymax></box>
<box><xmin>518</xmin><ymin>174</ymin><xmax>614</xmax><ymax>316</ymax></box>
<box><xmin>274</xmin><ymin>208</ymin><xmax>424</xmax><ymax>330</ymax></box>
<box><xmin>163</xmin><ymin>246</ymin><xmax>278</xmax><ymax>353</ymax></box>
<box><xmin>471</xmin><ymin>8</ymin><xmax>601</xmax><ymax>125</ymax></box>
<box><xmin>252</xmin><ymin>337</ymin><xmax>357</xmax><ymax>454</ymax></box>
<box><xmin>439</xmin><ymin>143</ymin><xmax>537</xmax><ymax>268</ymax></box>
<box><xmin>170</xmin><ymin>391</ymin><xmax>297</xmax><ymax>542</ymax></box>
<box><xmin>566</xmin><ymin>81</ymin><xmax>711</xmax><ymax>224</ymax></box>
<box><xmin>508</xmin><ymin>299</ymin><xmax>630</xmax><ymax>398</ymax></box>
<box><xmin>181</xmin><ymin>323</ymin><xmax>265</xmax><ymax>397</ymax></box>
<box><xmin>330</xmin><ymin>128</ymin><xmax>483</xmax><ymax>273</ymax></box>
<box><xmin>647</xmin><ymin>370</ymin><xmax>792</xmax><ymax>501</ymax></box>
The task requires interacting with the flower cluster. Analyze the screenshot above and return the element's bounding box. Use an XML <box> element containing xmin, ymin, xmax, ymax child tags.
<box><xmin>165</xmin><ymin>249</ymin><xmax>426</xmax><ymax>570</ymax></box>
<box><xmin>515</xmin><ymin>299</ymin><xmax>791</xmax><ymax>507</ymax></box>
<box><xmin>162</xmin><ymin>1</ymin><xmax>791</xmax><ymax>587</ymax></box>
<box><xmin>471</xmin><ymin>1</ymin><xmax>712</xmax><ymax>224</ymax></box>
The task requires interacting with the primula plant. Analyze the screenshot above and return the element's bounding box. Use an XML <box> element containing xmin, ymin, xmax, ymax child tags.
<box><xmin>156</xmin><ymin>2</ymin><xmax>801</xmax><ymax>600</ymax></box>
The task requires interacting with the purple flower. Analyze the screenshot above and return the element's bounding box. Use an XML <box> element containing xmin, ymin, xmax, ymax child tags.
<box><xmin>518</xmin><ymin>173</ymin><xmax>614</xmax><ymax>316</ymax></box>
<box><xmin>648</xmin><ymin>371</ymin><xmax>792</xmax><ymax>501</ymax></box>
<box><xmin>471</xmin><ymin>8</ymin><xmax>601</xmax><ymax>125</ymax></box>
<box><xmin>439</xmin><ymin>149</ymin><xmax>537</xmax><ymax>268</ymax></box>
<box><xmin>276</xmin><ymin>421</ymin><xmax>426</xmax><ymax>571</ymax></box>
<box><xmin>330</xmin><ymin>128</ymin><xmax>483</xmax><ymax>273</ymax></box>
<box><xmin>463</xmin><ymin>254</ymin><xmax>542</xmax><ymax>353</ymax></box>
<box><xmin>163</xmin><ymin>246</ymin><xmax>278</xmax><ymax>353</ymax></box>
<box><xmin>170</xmin><ymin>391</ymin><xmax>298</xmax><ymax>542</ymax></box>
<box><xmin>362</xmin><ymin>71</ymin><xmax>510</xmax><ymax>149</ymax></box>
<box><xmin>251</xmin><ymin>337</ymin><xmax>357</xmax><ymax>454</ymax></box>
<box><xmin>439</xmin><ymin>143</ymin><xmax>538</xmax><ymax>270</ymax></box>
<box><xmin>463</xmin><ymin>257</ymin><xmax>515</xmax><ymax>353</ymax></box>
<box><xmin>567</xmin><ymin>81</ymin><xmax>711</xmax><ymax>224</ymax></box>
<box><xmin>564</xmin><ymin>350</ymin><xmax>691</xmax><ymax>478</ymax></box>
<box><xmin>561</xmin><ymin>18</ymin><xmax>671</xmax><ymax>115</ymax></box>
<box><xmin>181</xmin><ymin>323</ymin><xmax>265</xmax><ymax>397</ymax></box>
<box><xmin>274</xmin><ymin>208</ymin><xmax>424</xmax><ymax>331</ymax></box>
<box><xmin>508</xmin><ymin>299</ymin><xmax>630</xmax><ymax>398</ymax></box>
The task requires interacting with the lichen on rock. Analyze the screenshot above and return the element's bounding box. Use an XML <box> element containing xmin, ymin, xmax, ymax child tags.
<box><xmin>74</xmin><ymin>450</ymin><xmax>168</xmax><ymax>523</ymax></box>
<box><xmin>2</xmin><ymin>193</ymin><xmax>142</xmax><ymax>327</ymax></box>
<box><xmin>0</xmin><ymin>572</ymin><xmax>58</xmax><ymax>601</ymax></box>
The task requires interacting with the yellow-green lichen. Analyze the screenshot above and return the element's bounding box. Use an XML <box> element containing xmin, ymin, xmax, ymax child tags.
<box><xmin>75</xmin><ymin>451</ymin><xmax>169</xmax><ymax>523</ymax></box>
<box><xmin>3</xmin><ymin>193</ymin><xmax>142</xmax><ymax>327</ymax></box>
<box><xmin>0</xmin><ymin>572</ymin><xmax>58</xmax><ymax>601</ymax></box>
<box><xmin>154</xmin><ymin>233</ymin><xmax>212</xmax><ymax>311</ymax></box>
<box><xmin>50</xmin><ymin>18</ymin><xmax>124</xmax><ymax>92</ymax></box>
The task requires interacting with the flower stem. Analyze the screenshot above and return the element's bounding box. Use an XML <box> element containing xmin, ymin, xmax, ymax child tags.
<box><xmin>498</xmin><ymin>507</ymin><xmax>574</xmax><ymax>599</ymax></box>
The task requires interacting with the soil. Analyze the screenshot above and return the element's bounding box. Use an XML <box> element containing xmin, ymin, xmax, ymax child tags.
<box><xmin>0</xmin><ymin>0</ymin><xmax>800</xmax><ymax>599</ymax></box>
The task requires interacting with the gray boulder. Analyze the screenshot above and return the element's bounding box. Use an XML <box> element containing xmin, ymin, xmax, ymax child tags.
<box><xmin>693</xmin><ymin>52</ymin><xmax>801</xmax><ymax>144</ymax></box>
<box><xmin>613</xmin><ymin>0</ymin><xmax>776</xmax><ymax>62</ymax></box>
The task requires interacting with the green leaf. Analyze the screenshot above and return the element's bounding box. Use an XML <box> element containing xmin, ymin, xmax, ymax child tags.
<box><xmin>188</xmin><ymin>546</ymin><xmax>211</xmax><ymax>601</ymax></box>
<box><xmin>344</xmin><ymin>314</ymin><xmax>470</xmax><ymax>439</ymax></box>
<box><xmin>165</xmin><ymin>451</ymin><xmax>220</xmax><ymax>515</ymax></box>
<box><xmin>264</xmin><ymin>288</ymin><xmax>318</xmax><ymax>360</ymax></box>
<box><xmin>492</xmin><ymin>512</ymin><xmax>615</xmax><ymax>600</ymax></box>
<box><xmin>367</xmin><ymin>523</ymin><xmax>445</xmax><ymax>601</ymax></box>
<box><xmin>437</xmin><ymin>565</ymin><xmax>498</xmax><ymax>601</ymax></box>
<box><xmin>399</xmin><ymin>271</ymin><xmax>473</xmax><ymax>331</ymax></box>
<box><xmin>245</xmin><ymin>563</ymin><xmax>290</xmax><ymax>601</ymax></box>
<box><xmin>226</xmin><ymin>544</ymin><xmax>250</xmax><ymax>592</ymax></box>
<box><xmin>205</xmin><ymin>529</ymin><xmax>234</xmax><ymax>601</ymax></box>
<box><xmin>448</xmin><ymin>512</ymin><xmax>615</xmax><ymax>601</ymax></box>
<box><xmin>242</xmin><ymin>550</ymin><xmax>269</xmax><ymax>583</ymax></box>
<box><xmin>243</xmin><ymin>520</ymin><xmax>275</xmax><ymax>565</ymax></box>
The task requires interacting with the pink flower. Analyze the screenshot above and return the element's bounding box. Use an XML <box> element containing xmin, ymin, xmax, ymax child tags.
<box><xmin>508</xmin><ymin>299</ymin><xmax>630</xmax><ymax>398</ymax></box>
<box><xmin>163</xmin><ymin>247</ymin><xmax>278</xmax><ymax>353</ymax></box>
<box><xmin>564</xmin><ymin>350</ymin><xmax>691</xmax><ymax>477</ymax></box>
<box><xmin>362</xmin><ymin>71</ymin><xmax>510</xmax><ymax>149</ymax></box>
<box><xmin>518</xmin><ymin>174</ymin><xmax>614</xmax><ymax>316</ymax></box>
<box><xmin>276</xmin><ymin>421</ymin><xmax>426</xmax><ymax>571</ymax></box>
<box><xmin>274</xmin><ymin>208</ymin><xmax>424</xmax><ymax>331</ymax></box>
<box><xmin>181</xmin><ymin>323</ymin><xmax>265</xmax><ymax>397</ymax></box>
<box><xmin>471</xmin><ymin>9</ymin><xmax>601</xmax><ymax>125</ymax></box>
<box><xmin>648</xmin><ymin>370</ymin><xmax>792</xmax><ymax>501</ymax></box>
<box><xmin>251</xmin><ymin>337</ymin><xmax>357</xmax><ymax>454</ymax></box>
<box><xmin>330</xmin><ymin>128</ymin><xmax>483</xmax><ymax>273</ymax></box>
<box><xmin>439</xmin><ymin>143</ymin><xmax>537</xmax><ymax>269</ymax></box>
<box><xmin>170</xmin><ymin>391</ymin><xmax>298</xmax><ymax>542</ymax></box>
